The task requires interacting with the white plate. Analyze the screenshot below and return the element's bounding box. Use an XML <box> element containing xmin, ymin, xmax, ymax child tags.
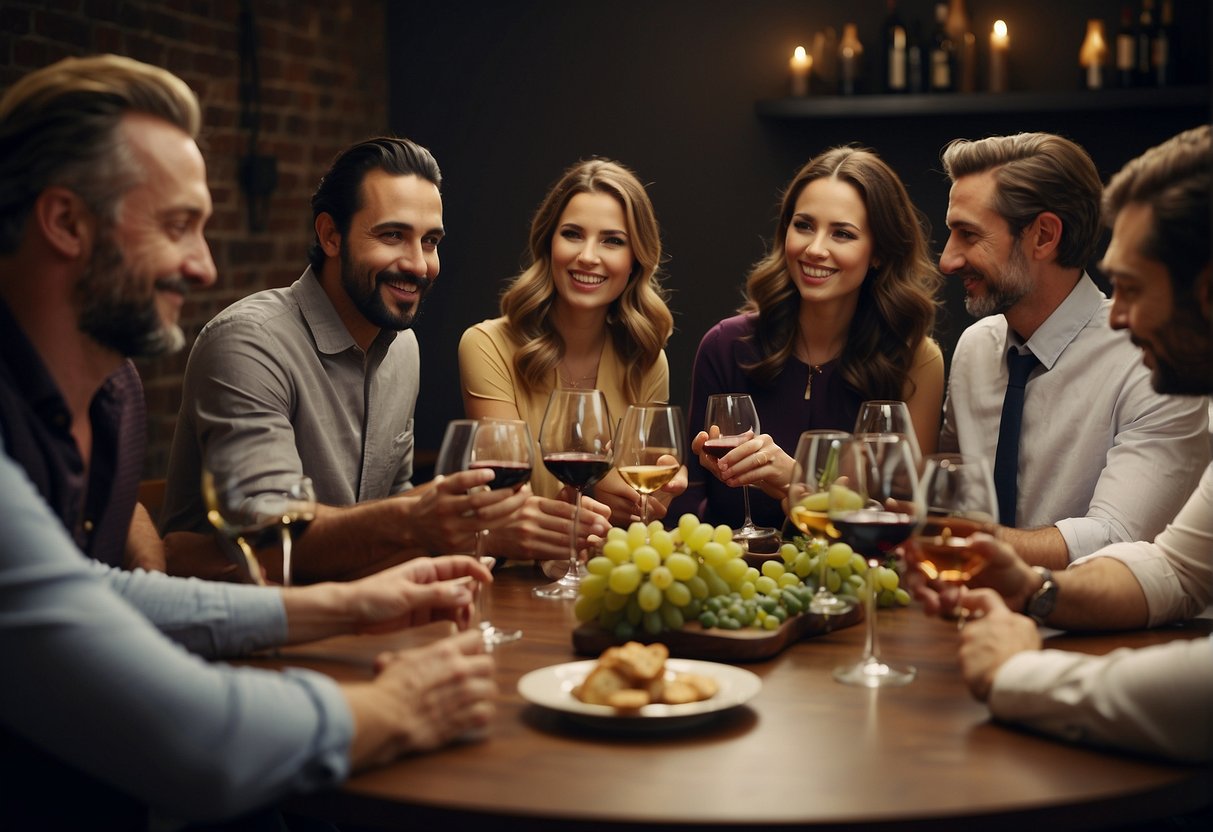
<box><xmin>517</xmin><ymin>658</ymin><xmax>761</xmax><ymax>729</ymax></box>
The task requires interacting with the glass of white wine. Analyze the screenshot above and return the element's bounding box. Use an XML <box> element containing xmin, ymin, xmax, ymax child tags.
<box><xmin>614</xmin><ymin>404</ymin><xmax>684</xmax><ymax>526</ymax></box>
<box><xmin>202</xmin><ymin>470</ymin><xmax>315</xmax><ymax>586</ymax></box>
<box><xmin>787</xmin><ymin>430</ymin><xmax>855</xmax><ymax>616</ymax></box>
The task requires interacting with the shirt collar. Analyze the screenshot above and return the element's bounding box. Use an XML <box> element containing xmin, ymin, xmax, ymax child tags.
<box><xmin>1011</xmin><ymin>273</ymin><xmax>1104</xmax><ymax>370</ymax></box>
<box><xmin>292</xmin><ymin>266</ymin><xmax>397</xmax><ymax>356</ymax></box>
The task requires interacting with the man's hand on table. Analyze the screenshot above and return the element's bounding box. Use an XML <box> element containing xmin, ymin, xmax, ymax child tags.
<box><xmin>409</xmin><ymin>469</ymin><xmax>530</xmax><ymax>555</ymax></box>
<box><xmin>957</xmin><ymin>589</ymin><xmax>1042</xmax><ymax>701</ymax></box>
<box><xmin>345</xmin><ymin>629</ymin><xmax>497</xmax><ymax>767</ymax></box>
<box><xmin>485</xmin><ymin>492</ymin><xmax>611</xmax><ymax>560</ymax></box>
<box><xmin>907</xmin><ymin>534</ymin><xmax>1041</xmax><ymax>618</ymax></box>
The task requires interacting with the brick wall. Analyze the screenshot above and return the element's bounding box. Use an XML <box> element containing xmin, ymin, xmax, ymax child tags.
<box><xmin>0</xmin><ymin>0</ymin><xmax>389</xmax><ymax>477</ymax></box>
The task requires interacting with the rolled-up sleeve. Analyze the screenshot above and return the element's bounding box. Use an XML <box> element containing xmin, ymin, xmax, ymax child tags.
<box><xmin>989</xmin><ymin>637</ymin><xmax>1213</xmax><ymax>763</ymax></box>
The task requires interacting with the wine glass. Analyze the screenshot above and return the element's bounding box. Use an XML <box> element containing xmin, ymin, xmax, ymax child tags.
<box><xmin>787</xmin><ymin>430</ymin><xmax>855</xmax><ymax>616</ymax></box>
<box><xmin>703</xmin><ymin>393</ymin><xmax>777</xmax><ymax>548</ymax></box>
<box><xmin>829</xmin><ymin>433</ymin><xmax>924</xmax><ymax>687</ymax></box>
<box><xmin>435</xmin><ymin>419</ymin><xmax>531</xmax><ymax>645</ymax></box>
<box><xmin>201</xmin><ymin>470</ymin><xmax>315</xmax><ymax>587</ymax></box>
<box><xmin>853</xmin><ymin>400</ymin><xmax>922</xmax><ymax>469</ymax></box>
<box><xmin>614</xmin><ymin>404</ymin><xmax>685</xmax><ymax>526</ymax></box>
<box><xmin>915</xmin><ymin>453</ymin><xmax>999</xmax><ymax>628</ymax></box>
<box><xmin>534</xmin><ymin>389</ymin><xmax>613</xmax><ymax>600</ymax></box>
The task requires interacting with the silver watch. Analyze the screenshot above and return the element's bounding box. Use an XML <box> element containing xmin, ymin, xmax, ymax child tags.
<box><xmin>1024</xmin><ymin>566</ymin><xmax>1058</xmax><ymax>624</ymax></box>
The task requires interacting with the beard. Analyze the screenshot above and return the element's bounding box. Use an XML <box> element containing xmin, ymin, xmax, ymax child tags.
<box><xmin>339</xmin><ymin>242</ymin><xmax>432</xmax><ymax>331</ymax></box>
<box><xmin>963</xmin><ymin>243</ymin><xmax>1033</xmax><ymax>319</ymax></box>
<box><xmin>74</xmin><ymin>227</ymin><xmax>187</xmax><ymax>358</ymax></box>
<box><xmin>1136</xmin><ymin>305</ymin><xmax>1213</xmax><ymax>396</ymax></box>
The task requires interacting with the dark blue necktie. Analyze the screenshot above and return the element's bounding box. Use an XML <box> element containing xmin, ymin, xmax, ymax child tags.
<box><xmin>993</xmin><ymin>348</ymin><xmax>1040</xmax><ymax>527</ymax></box>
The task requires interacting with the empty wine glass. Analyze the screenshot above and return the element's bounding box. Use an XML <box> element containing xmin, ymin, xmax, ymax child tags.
<box><xmin>535</xmin><ymin>389</ymin><xmax>613</xmax><ymax>600</ymax></box>
<box><xmin>703</xmin><ymin>393</ymin><xmax>777</xmax><ymax>548</ymax></box>
<box><xmin>829</xmin><ymin>433</ymin><xmax>923</xmax><ymax>688</ymax></box>
<box><xmin>915</xmin><ymin>453</ymin><xmax>999</xmax><ymax>628</ymax></box>
<box><xmin>202</xmin><ymin>470</ymin><xmax>315</xmax><ymax>587</ymax></box>
<box><xmin>435</xmin><ymin>418</ymin><xmax>531</xmax><ymax>645</ymax></box>
<box><xmin>787</xmin><ymin>430</ymin><xmax>855</xmax><ymax>616</ymax></box>
<box><xmin>853</xmin><ymin>400</ymin><xmax>922</xmax><ymax>469</ymax></box>
<box><xmin>614</xmin><ymin>404</ymin><xmax>685</xmax><ymax>526</ymax></box>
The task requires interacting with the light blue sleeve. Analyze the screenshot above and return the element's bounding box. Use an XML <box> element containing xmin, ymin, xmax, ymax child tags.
<box><xmin>0</xmin><ymin>446</ymin><xmax>353</xmax><ymax>822</ymax></box>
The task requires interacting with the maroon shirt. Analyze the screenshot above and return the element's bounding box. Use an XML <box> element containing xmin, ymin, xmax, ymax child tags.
<box><xmin>671</xmin><ymin>314</ymin><xmax>863</xmax><ymax>530</ymax></box>
<box><xmin>0</xmin><ymin>299</ymin><xmax>145</xmax><ymax>567</ymax></box>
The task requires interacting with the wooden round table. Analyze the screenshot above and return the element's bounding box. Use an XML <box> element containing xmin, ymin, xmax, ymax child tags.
<box><xmin>273</xmin><ymin>565</ymin><xmax>1212</xmax><ymax>830</ymax></box>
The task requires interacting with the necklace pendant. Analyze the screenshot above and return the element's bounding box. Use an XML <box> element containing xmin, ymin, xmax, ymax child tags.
<box><xmin>804</xmin><ymin>364</ymin><xmax>822</xmax><ymax>400</ymax></box>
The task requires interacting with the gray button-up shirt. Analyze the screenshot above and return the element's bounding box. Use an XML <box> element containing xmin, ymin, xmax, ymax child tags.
<box><xmin>161</xmin><ymin>267</ymin><xmax>419</xmax><ymax>535</ymax></box>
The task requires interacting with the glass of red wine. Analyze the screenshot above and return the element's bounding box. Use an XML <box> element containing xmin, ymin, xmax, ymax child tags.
<box><xmin>534</xmin><ymin>389</ymin><xmax>613</xmax><ymax>600</ymax></box>
<box><xmin>828</xmin><ymin>433</ymin><xmax>924</xmax><ymax>687</ymax></box>
<box><xmin>436</xmin><ymin>419</ymin><xmax>532</xmax><ymax>644</ymax></box>
<box><xmin>703</xmin><ymin>393</ymin><xmax>777</xmax><ymax>548</ymax></box>
<box><xmin>915</xmin><ymin>453</ymin><xmax>998</xmax><ymax>629</ymax></box>
<box><xmin>615</xmin><ymin>404</ymin><xmax>685</xmax><ymax>526</ymax></box>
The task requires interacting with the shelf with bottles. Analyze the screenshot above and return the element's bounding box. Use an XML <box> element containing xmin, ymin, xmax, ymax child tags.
<box><xmin>755</xmin><ymin>84</ymin><xmax>1210</xmax><ymax>120</ymax></box>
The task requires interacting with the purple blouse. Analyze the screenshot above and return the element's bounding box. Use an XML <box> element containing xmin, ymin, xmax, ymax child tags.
<box><xmin>671</xmin><ymin>314</ymin><xmax>863</xmax><ymax>530</ymax></box>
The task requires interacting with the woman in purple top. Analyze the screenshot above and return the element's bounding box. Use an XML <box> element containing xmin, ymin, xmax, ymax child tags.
<box><xmin>676</xmin><ymin>146</ymin><xmax>944</xmax><ymax>530</ymax></box>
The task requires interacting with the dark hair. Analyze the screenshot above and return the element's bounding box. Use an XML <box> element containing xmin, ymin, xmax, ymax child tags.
<box><xmin>0</xmin><ymin>54</ymin><xmax>200</xmax><ymax>253</ymax></box>
<box><xmin>1103</xmin><ymin>125</ymin><xmax>1211</xmax><ymax>297</ymax></box>
<box><xmin>941</xmin><ymin>132</ymin><xmax>1103</xmax><ymax>269</ymax></box>
<box><xmin>307</xmin><ymin>136</ymin><xmax>441</xmax><ymax>271</ymax></box>
<box><xmin>741</xmin><ymin>146</ymin><xmax>939</xmax><ymax>401</ymax></box>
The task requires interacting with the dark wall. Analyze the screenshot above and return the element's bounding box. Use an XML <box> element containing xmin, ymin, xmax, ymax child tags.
<box><xmin>387</xmin><ymin>0</ymin><xmax>1210</xmax><ymax>457</ymax></box>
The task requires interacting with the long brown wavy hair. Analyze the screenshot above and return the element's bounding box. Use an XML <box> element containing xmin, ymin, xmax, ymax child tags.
<box><xmin>500</xmin><ymin>158</ymin><xmax>673</xmax><ymax>402</ymax></box>
<box><xmin>740</xmin><ymin>146</ymin><xmax>939</xmax><ymax>400</ymax></box>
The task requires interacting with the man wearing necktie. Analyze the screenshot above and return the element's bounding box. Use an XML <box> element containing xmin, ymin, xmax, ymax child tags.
<box><xmin>936</xmin><ymin>133</ymin><xmax>1209</xmax><ymax>571</ymax></box>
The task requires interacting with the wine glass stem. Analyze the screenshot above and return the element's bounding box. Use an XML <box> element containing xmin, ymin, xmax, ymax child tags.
<box><xmin>817</xmin><ymin>537</ymin><xmax>830</xmax><ymax>595</ymax></box>
<box><xmin>567</xmin><ymin>488</ymin><xmax>582</xmax><ymax>577</ymax></box>
<box><xmin>740</xmin><ymin>484</ymin><xmax>756</xmax><ymax>530</ymax></box>
<box><xmin>279</xmin><ymin>524</ymin><xmax>292</xmax><ymax>588</ymax></box>
<box><xmin>862</xmin><ymin>559</ymin><xmax>882</xmax><ymax>663</ymax></box>
<box><xmin>640</xmin><ymin>493</ymin><xmax>649</xmax><ymax>526</ymax></box>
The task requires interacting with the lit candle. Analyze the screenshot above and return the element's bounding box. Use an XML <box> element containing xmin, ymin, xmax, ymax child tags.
<box><xmin>989</xmin><ymin>20</ymin><xmax>1009</xmax><ymax>93</ymax></box>
<box><xmin>790</xmin><ymin>45</ymin><xmax>812</xmax><ymax>96</ymax></box>
<box><xmin>1078</xmin><ymin>19</ymin><xmax>1107</xmax><ymax>90</ymax></box>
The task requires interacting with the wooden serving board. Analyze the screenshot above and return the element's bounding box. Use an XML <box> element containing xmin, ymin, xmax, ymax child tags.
<box><xmin>572</xmin><ymin>604</ymin><xmax>863</xmax><ymax>662</ymax></box>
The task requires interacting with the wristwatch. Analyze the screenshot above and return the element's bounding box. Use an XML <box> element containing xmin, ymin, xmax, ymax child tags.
<box><xmin>1023</xmin><ymin>566</ymin><xmax>1058</xmax><ymax>625</ymax></box>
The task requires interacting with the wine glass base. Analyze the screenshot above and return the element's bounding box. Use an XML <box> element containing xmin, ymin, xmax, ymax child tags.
<box><xmin>482</xmin><ymin>625</ymin><xmax>522</xmax><ymax>646</ymax></box>
<box><xmin>532</xmin><ymin>562</ymin><xmax>587</xmax><ymax>600</ymax></box>
<box><xmin>808</xmin><ymin>591</ymin><xmax>855</xmax><ymax>616</ymax></box>
<box><xmin>833</xmin><ymin>658</ymin><xmax>916</xmax><ymax>688</ymax></box>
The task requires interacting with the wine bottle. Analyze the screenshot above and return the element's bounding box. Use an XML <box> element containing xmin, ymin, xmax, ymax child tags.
<box><xmin>1135</xmin><ymin>0</ymin><xmax>1157</xmax><ymax>86</ymax></box>
<box><xmin>838</xmin><ymin>22</ymin><xmax>864</xmax><ymax>96</ymax></box>
<box><xmin>928</xmin><ymin>2</ymin><xmax>955</xmax><ymax>92</ymax></box>
<box><xmin>1115</xmin><ymin>4</ymin><xmax>1136</xmax><ymax>88</ymax></box>
<box><xmin>883</xmin><ymin>0</ymin><xmax>908</xmax><ymax>94</ymax></box>
<box><xmin>907</xmin><ymin>19</ymin><xmax>926</xmax><ymax>94</ymax></box>
<box><xmin>1153</xmin><ymin>0</ymin><xmax>1174</xmax><ymax>86</ymax></box>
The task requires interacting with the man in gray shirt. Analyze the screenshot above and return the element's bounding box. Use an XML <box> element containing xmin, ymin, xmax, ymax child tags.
<box><xmin>161</xmin><ymin>137</ymin><xmax>530</xmax><ymax>582</ymax></box>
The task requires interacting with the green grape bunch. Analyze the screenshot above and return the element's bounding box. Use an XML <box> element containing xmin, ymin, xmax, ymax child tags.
<box><xmin>574</xmin><ymin>513</ymin><xmax>910</xmax><ymax>641</ymax></box>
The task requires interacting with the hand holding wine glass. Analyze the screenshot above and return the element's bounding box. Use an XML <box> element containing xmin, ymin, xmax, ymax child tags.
<box><xmin>535</xmin><ymin>389</ymin><xmax>613</xmax><ymax>600</ymax></box>
<box><xmin>829</xmin><ymin>433</ymin><xmax>923</xmax><ymax>687</ymax></box>
<box><xmin>436</xmin><ymin>419</ymin><xmax>531</xmax><ymax>645</ymax></box>
<box><xmin>615</xmin><ymin>404</ymin><xmax>685</xmax><ymax>526</ymax></box>
<box><xmin>787</xmin><ymin>430</ymin><xmax>855</xmax><ymax>616</ymax></box>
<box><xmin>914</xmin><ymin>454</ymin><xmax>998</xmax><ymax>627</ymax></box>
<box><xmin>703</xmin><ymin>393</ymin><xmax>777</xmax><ymax>547</ymax></box>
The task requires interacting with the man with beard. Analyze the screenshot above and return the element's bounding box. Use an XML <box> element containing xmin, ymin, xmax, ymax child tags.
<box><xmin>937</xmin><ymin>132</ymin><xmax>1208</xmax><ymax>571</ymax></box>
<box><xmin>161</xmin><ymin>137</ymin><xmax>529</xmax><ymax>582</ymax></box>
<box><xmin>1</xmin><ymin>54</ymin><xmax>498</xmax><ymax>828</ymax></box>
<box><xmin>920</xmin><ymin>126</ymin><xmax>1212</xmax><ymax>763</ymax></box>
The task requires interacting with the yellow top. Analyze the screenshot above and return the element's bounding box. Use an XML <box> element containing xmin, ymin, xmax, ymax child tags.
<box><xmin>458</xmin><ymin>317</ymin><xmax>670</xmax><ymax>498</ymax></box>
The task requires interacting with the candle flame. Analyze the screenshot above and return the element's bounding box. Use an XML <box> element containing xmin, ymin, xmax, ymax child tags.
<box><xmin>794</xmin><ymin>45</ymin><xmax>806</xmax><ymax>61</ymax></box>
<box><xmin>994</xmin><ymin>20</ymin><xmax>1008</xmax><ymax>38</ymax></box>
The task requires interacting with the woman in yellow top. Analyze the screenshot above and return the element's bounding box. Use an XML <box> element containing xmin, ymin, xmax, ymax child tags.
<box><xmin>460</xmin><ymin>159</ymin><xmax>684</xmax><ymax>559</ymax></box>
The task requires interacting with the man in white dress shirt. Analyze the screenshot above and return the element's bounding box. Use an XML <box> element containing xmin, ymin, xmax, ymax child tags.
<box><xmin>922</xmin><ymin>126</ymin><xmax>1212</xmax><ymax>764</ymax></box>
<box><xmin>937</xmin><ymin>132</ymin><xmax>1208</xmax><ymax>570</ymax></box>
